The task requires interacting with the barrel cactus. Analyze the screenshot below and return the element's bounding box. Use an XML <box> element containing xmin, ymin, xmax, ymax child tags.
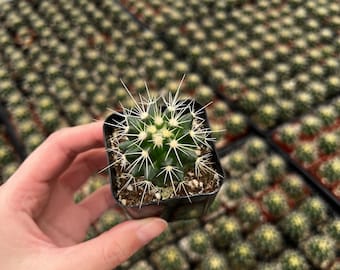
<box><xmin>104</xmin><ymin>80</ymin><xmax>221</xmax><ymax>207</ymax></box>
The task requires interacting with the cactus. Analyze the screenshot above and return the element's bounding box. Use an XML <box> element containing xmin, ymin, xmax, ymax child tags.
<box><xmin>318</xmin><ymin>133</ymin><xmax>339</xmax><ymax>155</ymax></box>
<box><xmin>245</xmin><ymin>137</ymin><xmax>267</xmax><ymax>163</ymax></box>
<box><xmin>281</xmin><ymin>211</ymin><xmax>310</xmax><ymax>242</ymax></box>
<box><xmin>303</xmin><ymin>235</ymin><xmax>336</xmax><ymax>268</ymax></box>
<box><xmin>95</xmin><ymin>210</ymin><xmax>124</xmax><ymax>233</ymax></box>
<box><xmin>105</xmin><ymin>80</ymin><xmax>220</xmax><ymax>207</ymax></box>
<box><xmin>327</xmin><ymin>219</ymin><xmax>340</xmax><ymax>243</ymax></box>
<box><xmin>208</xmin><ymin>216</ymin><xmax>241</xmax><ymax>248</ymax></box>
<box><xmin>278</xmin><ymin>124</ymin><xmax>299</xmax><ymax>146</ymax></box>
<box><xmin>225</xmin><ymin>113</ymin><xmax>247</xmax><ymax>136</ymax></box>
<box><xmin>251</xmin><ymin>224</ymin><xmax>283</xmax><ymax>258</ymax></box>
<box><xmin>262</xmin><ymin>190</ymin><xmax>289</xmax><ymax>218</ymax></box>
<box><xmin>257</xmin><ymin>103</ymin><xmax>278</xmax><ymax>128</ymax></box>
<box><xmin>225</xmin><ymin>151</ymin><xmax>248</xmax><ymax>176</ymax></box>
<box><xmin>188</xmin><ymin>230</ymin><xmax>211</xmax><ymax>259</ymax></box>
<box><xmin>152</xmin><ymin>245</ymin><xmax>189</xmax><ymax>270</ymax></box>
<box><xmin>239</xmin><ymin>91</ymin><xmax>261</xmax><ymax>113</ymax></box>
<box><xmin>224</xmin><ymin>179</ymin><xmax>245</xmax><ymax>202</ymax></box>
<box><xmin>294</xmin><ymin>142</ymin><xmax>317</xmax><ymax>164</ymax></box>
<box><xmin>319</xmin><ymin>158</ymin><xmax>340</xmax><ymax>185</ymax></box>
<box><xmin>247</xmin><ymin>169</ymin><xmax>269</xmax><ymax>194</ymax></box>
<box><xmin>295</xmin><ymin>92</ymin><xmax>314</xmax><ymax>114</ymax></box>
<box><xmin>281</xmin><ymin>174</ymin><xmax>307</xmax><ymax>201</ymax></box>
<box><xmin>301</xmin><ymin>197</ymin><xmax>328</xmax><ymax>225</ymax></box>
<box><xmin>199</xmin><ymin>253</ymin><xmax>227</xmax><ymax>270</ymax></box>
<box><xmin>318</xmin><ymin>105</ymin><xmax>337</xmax><ymax>127</ymax></box>
<box><xmin>279</xmin><ymin>250</ymin><xmax>309</xmax><ymax>270</ymax></box>
<box><xmin>266</xmin><ymin>154</ymin><xmax>286</xmax><ymax>179</ymax></box>
<box><xmin>236</xmin><ymin>200</ymin><xmax>262</xmax><ymax>229</ymax></box>
<box><xmin>300</xmin><ymin>115</ymin><xmax>322</xmax><ymax>137</ymax></box>
<box><xmin>228</xmin><ymin>242</ymin><xmax>256</xmax><ymax>270</ymax></box>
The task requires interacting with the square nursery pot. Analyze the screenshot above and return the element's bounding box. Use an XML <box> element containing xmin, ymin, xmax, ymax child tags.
<box><xmin>103</xmin><ymin>100</ymin><xmax>224</xmax><ymax>221</ymax></box>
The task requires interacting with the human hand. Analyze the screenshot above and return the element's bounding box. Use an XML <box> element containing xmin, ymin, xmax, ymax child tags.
<box><xmin>0</xmin><ymin>122</ymin><xmax>167</xmax><ymax>270</ymax></box>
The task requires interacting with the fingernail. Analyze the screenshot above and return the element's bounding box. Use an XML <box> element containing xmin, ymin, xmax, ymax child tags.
<box><xmin>136</xmin><ymin>218</ymin><xmax>168</xmax><ymax>245</ymax></box>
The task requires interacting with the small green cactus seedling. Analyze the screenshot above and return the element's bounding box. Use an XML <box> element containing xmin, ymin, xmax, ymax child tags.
<box><xmin>301</xmin><ymin>197</ymin><xmax>328</xmax><ymax>225</ymax></box>
<box><xmin>152</xmin><ymin>245</ymin><xmax>189</xmax><ymax>270</ymax></box>
<box><xmin>303</xmin><ymin>235</ymin><xmax>336</xmax><ymax>268</ymax></box>
<box><xmin>266</xmin><ymin>154</ymin><xmax>286</xmax><ymax>179</ymax></box>
<box><xmin>281</xmin><ymin>211</ymin><xmax>310</xmax><ymax>242</ymax></box>
<box><xmin>317</xmin><ymin>105</ymin><xmax>338</xmax><ymax>127</ymax></box>
<box><xmin>199</xmin><ymin>253</ymin><xmax>227</xmax><ymax>270</ymax></box>
<box><xmin>236</xmin><ymin>200</ymin><xmax>262</xmax><ymax>229</ymax></box>
<box><xmin>327</xmin><ymin>219</ymin><xmax>340</xmax><ymax>243</ymax></box>
<box><xmin>256</xmin><ymin>103</ymin><xmax>279</xmax><ymax>128</ymax></box>
<box><xmin>224</xmin><ymin>179</ymin><xmax>245</xmax><ymax>203</ymax></box>
<box><xmin>246</xmin><ymin>138</ymin><xmax>267</xmax><ymax>164</ymax></box>
<box><xmin>294</xmin><ymin>142</ymin><xmax>317</xmax><ymax>164</ymax></box>
<box><xmin>130</xmin><ymin>260</ymin><xmax>153</xmax><ymax>270</ymax></box>
<box><xmin>239</xmin><ymin>91</ymin><xmax>261</xmax><ymax>113</ymax></box>
<box><xmin>208</xmin><ymin>216</ymin><xmax>241</xmax><ymax>248</ymax></box>
<box><xmin>247</xmin><ymin>169</ymin><xmax>269</xmax><ymax>194</ymax></box>
<box><xmin>105</xmin><ymin>79</ymin><xmax>221</xmax><ymax>206</ymax></box>
<box><xmin>251</xmin><ymin>224</ymin><xmax>283</xmax><ymax>258</ymax></box>
<box><xmin>225</xmin><ymin>151</ymin><xmax>248</xmax><ymax>176</ymax></box>
<box><xmin>281</xmin><ymin>174</ymin><xmax>307</xmax><ymax>201</ymax></box>
<box><xmin>185</xmin><ymin>229</ymin><xmax>211</xmax><ymax>258</ymax></box>
<box><xmin>318</xmin><ymin>133</ymin><xmax>339</xmax><ymax>155</ymax></box>
<box><xmin>225</xmin><ymin>113</ymin><xmax>247</xmax><ymax>136</ymax></box>
<box><xmin>262</xmin><ymin>190</ymin><xmax>289</xmax><ymax>218</ymax></box>
<box><xmin>95</xmin><ymin>210</ymin><xmax>124</xmax><ymax>233</ymax></box>
<box><xmin>320</xmin><ymin>158</ymin><xmax>340</xmax><ymax>185</ymax></box>
<box><xmin>278</xmin><ymin>124</ymin><xmax>300</xmax><ymax>146</ymax></box>
<box><xmin>279</xmin><ymin>250</ymin><xmax>309</xmax><ymax>270</ymax></box>
<box><xmin>300</xmin><ymin>115</ymin><xmax>322</xmax><ymax>137</ymax></box>
<box><xmin>228</xmin><ymin>242</ymin><xmax>256</xmax><ymax>270</ymax></box>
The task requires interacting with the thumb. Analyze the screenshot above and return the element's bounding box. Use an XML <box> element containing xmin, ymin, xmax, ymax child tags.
<box><xmin>63</xmin><ymin>218</ymin><xmax>167</xmax><ymax>270</ymax></box>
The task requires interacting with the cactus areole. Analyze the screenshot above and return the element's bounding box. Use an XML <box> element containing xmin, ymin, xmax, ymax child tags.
<box><xmin>103</xmin><ymin>85</ymin><xmax>224</xmax><ymax>221</ymax></box>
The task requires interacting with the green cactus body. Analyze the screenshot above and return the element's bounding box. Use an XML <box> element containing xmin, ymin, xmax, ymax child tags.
<box><xmin>251</xmin><ymin>224</ymin><xmax>283</xmax><ymax>258</ymax></box>
<box><xmin>294</xmin><ymin>142</ymin><xmax>317</xmax><ymax>165</ymax></box>
<box><xmin>187</xmin><ymin>230</ymin><xmax>211</xmax><ymax>256</ymax></box>
<box><xmin>303</xmin><ymin>235</ymin><xmax>336</xmax><ymax>268</ymax></box>
<box><xmin>328</xmin><ymin>219</ymin><xmax>340</xmax><ymax>244</ymax></box>
<box><xmin>247</xmin><ymin>170</ymin><xmax>269</xmax><ymax>195</ymax></box>
<box><xmin>266</xmin><ymin>154</ymin><xmax>286</xmax><ymax>179</ymax></box>
<box><xmin>245</xmin><ymin>137</ymin><xmax>267</xmax><ymax>163</ymax></box>
<box><xmin>301</xmin><ymin>197</ymin><xmax>328</xmax><ymax>226</ymax></box>
<box><xmin>320</xmin><ymin>158</ymin><xmax>340</xmax><ymax>185</ymax></box>
<box><xmin>318</xmin><ymin>133</ymin><xmax>339</xmax><ymax>155</ymax></box>
<box><xmin>209</xmin><ymin>216</ymin><xmax>241</xmax><ymax>248</ymax></box>
<box><xmin>228</xmin><ymin>242</ymin><xmax>256</xmax><ymax>270</ymax></box>
<box><xmin>152</xmin><ymin>245</ymin><xmax>189</xmax><ymax>270</ymax></box>
<box><xmin>300</xmin><ymin>115</ymin><xmax>322</xmax><ymax>137</ymax></box>
<box><xmin>281</xmin><ymin>211</ymin><xmax>310</xmax><ymax>242</ymax></box>
<box><xmin>281</xmin><ymin>174</ymin><xmax>307</xmax><ymax>201</ymax></box>
<box><xmin>106</xmin><ymin>84</ymin><xmax>219</xmax><ymax>206</ymax></box>
<box><xmin>280</xmin><ymin>250</ymin><xmax>309</xmax><ymax>270</ymax></box>
<box><xmin>262</xmin><ymin>190</ymin><xmax>289</xmax><ymax>219</ymax></box>
<box><xmin>236</xmin><ymin>200</ymin><xmax>262</xmax><ymax>229</ymax></box>
<box><xmin>199</xmin><ymin>253</ymin><xmax>228</xmax><ymax>270</ymax></box>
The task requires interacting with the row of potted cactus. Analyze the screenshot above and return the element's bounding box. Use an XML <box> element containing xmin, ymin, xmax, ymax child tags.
<box><xmin>0</xmin><ymin>0</ymin><xmax>249</xmax><ymax>160</ymax></box>
<box><xmin>120</xmin><ymin>0</ymin><xmax>340</xmax><ymax>130</ymax></box>
<box><xmin>77</xmin><ymin>136</ymin><xmax>339</xmax><ymax>269</ymax></box>
<box><xmin>274</xmin><ymin>97</ymin><xmax>339</xmax><ymax>198</ymax></box>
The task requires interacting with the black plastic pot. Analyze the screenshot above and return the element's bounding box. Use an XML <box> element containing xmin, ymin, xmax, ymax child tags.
<box><xmin>103</xmin><ymin>100</ymin><xmax>224</xmax><ymax>221</ymax></box>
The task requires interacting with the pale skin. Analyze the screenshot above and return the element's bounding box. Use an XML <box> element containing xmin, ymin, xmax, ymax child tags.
<box><xmin>0</xmin><ymin>121</ymin><xmax>167</xmax><ymax>270</ymax></box>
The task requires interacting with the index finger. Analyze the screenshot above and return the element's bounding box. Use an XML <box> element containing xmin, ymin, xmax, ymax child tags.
<box><xmin>11</xmin><ymin>121</ymin><xmax>104</xmax><ymax>186</ymax></box>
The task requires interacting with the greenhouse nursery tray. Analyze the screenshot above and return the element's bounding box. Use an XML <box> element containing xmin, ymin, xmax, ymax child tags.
<box><xmin>0</xmin><ymin>0</ymin><xmax>339</xmax><ymax>269</ymax></box>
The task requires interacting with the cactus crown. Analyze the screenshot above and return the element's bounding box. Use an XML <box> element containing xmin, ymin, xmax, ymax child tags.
<box><xmin>106</xmin><ymin>79</ymin><xmax>220</xmax><ymax>205</ymax></box>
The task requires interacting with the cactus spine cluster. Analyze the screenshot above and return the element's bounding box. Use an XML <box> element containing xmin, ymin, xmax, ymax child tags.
<box><xmin>106</xmin><ymin>79</ymin><xmax>219</xmax><ymax>206</ymax></box>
